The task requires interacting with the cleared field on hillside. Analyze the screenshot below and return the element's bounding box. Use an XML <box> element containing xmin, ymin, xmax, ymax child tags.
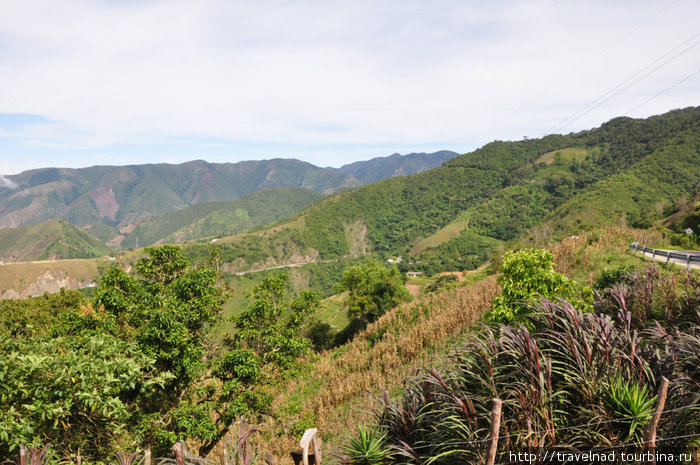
<box><xmin>535</xmin><ymin>146</ymin><xmax>589</xmax><ymax>165</ymax></box>
<box><xmin>0</xmin><ymin>258</ymin><xmax>102</xmax><ymax>296</ymax></box>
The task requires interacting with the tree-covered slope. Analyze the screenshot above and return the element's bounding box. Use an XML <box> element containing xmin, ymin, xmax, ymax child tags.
<box><xmin>191</xmin><ymin>107</ymin><xmax>700</xmax><ymax>273</ymax></box>
<box><xmin>0</xmin><ymin>219</ymin><xmax>112</xmax><ymax>262</ymax></box>
<box><xmin>0</xmin><ymin>151</ymin><xmax>455</xmax><ymax>236</ymax></box>
<box><xmin>334</xmin><ymin>150</ymin><xmax>458</xmax><ymax>184</ymax></box>
<box><xmin>120</xmin><ymin>187</ymin><xmax>325</xmax><ymax>248</ymax></box>
<box><xmin>0</xmin><ymin>159</ymin><xmax>359</xmax><ymax>231</ymax></box>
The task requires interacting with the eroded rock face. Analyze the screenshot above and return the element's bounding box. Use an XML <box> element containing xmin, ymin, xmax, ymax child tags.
<box><xmin>1</xmin><ymin>270</ymin><xmax>94</xmax><ymax>299</ymax></box>
<box><xmin>1</xmin><ymin>289</ymin><xmax>20</xmax><ymax>300</ymax></box>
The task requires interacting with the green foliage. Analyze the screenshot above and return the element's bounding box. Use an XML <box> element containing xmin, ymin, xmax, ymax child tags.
<box><xmin>135</xmin><ymin>245</ymin><xmax>190</xmax><ymax>284</ymax></box>
<box><xmin>170</xmin><ymin>401</ymin><xmax>218</xmax><ymax>442</ymax></box>
<box><xmin>0</xmin><ymin>219</ymin><xmax>111</xmax><ymax>262</ymax></box>
<box><xmin>489</xmin><ymin>249</ymin><xmax>592</xmax><ymax>324</ymax></box>
<box><xmin>0</xmin><ymin>333</ymin><xmax>170</xmax><ymax>457</ymax></box>
<box><xmin>304</xmin><ymin>321</ymin><xmax>338</xmax><ymax>351</ymax></box>
<box><xmin>94</xmin><ymin>246</ymin><xmax>225</xmax><ymax>385</ymax></box>
<box><xmin>603</xmin><ymin>377</ymin><xmax>656</xmax><ymax>443</ymax></box>
<box><xmin>425</xmin><ymin>274</ymin><xmax>459</xmax><ymax>294</ymax></box>
<box><xmin>0</xmin><ymin>289</ymin><xmax>86</xmax><ymax>338</ymax></box>
<box><xmin>594</xmin><ymin>265</ymin><xmax>635</xmax><ymax>290</ymax></box>
<box><xmin>213</xmin><ymin>350</ymin><xmax>262</xmax><ymax>384</ymax></box>
<box><xmin>235</xmin><ymin>273</ymin><xmax>321</xmax><ymax>368</ymax></box>
<box><xmin>336</xmin><ymin>259</ymin><xmax>412</xmax><ymax>324</ymax></box>
<box><xmin>343</xmin><ymin>424</ymin><xmax>394</xmax><ymax>465</ymax></box>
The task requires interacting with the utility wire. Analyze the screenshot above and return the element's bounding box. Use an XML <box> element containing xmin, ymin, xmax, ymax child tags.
<box><xmin>625</xmin><ymin>67</ymin><xmax>700</xmax><ymax>116</ymax></box>
<box><xmin>542</xmin><ymin>31</ymin><xmax>700</xmax><ymax>136</ymax></box>
<box><xmin>476</xmin><ymin>0</ymin><xmax>682</xmax><ymax>141</ymax></box>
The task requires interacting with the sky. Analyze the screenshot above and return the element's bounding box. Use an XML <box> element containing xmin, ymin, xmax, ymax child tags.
<box><xmin>0</xmin><ymin>0</ymin><xmax>699</xmax><ymax>174</ymax></box>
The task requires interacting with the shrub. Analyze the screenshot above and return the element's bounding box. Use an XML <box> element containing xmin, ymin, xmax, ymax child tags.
<box><xmin>489</xmin><ymin>248</ymin><xmax>591</xmax><ymax>324</ymax></box>
<box><xmin>213</xmin><ymin>350</ymin><xmax>262</xmax><ymax>384</ymax></box>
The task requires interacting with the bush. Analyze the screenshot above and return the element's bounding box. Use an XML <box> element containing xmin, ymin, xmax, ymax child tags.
<box><xmin>213</xmin><ymin>349</ymin><xmax>262</xmax><ymax>384</ymax></box>
<box><xmin>489</xmin><ymin>248</ymin><xmax>591</xmax><ymax>324</ymax></box>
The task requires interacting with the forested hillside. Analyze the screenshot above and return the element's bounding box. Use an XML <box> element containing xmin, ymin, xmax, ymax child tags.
<box><xmin>0</xmin><ymin>151</ymin><xmax>454</xmax><ymax>246</ymax></box>
<box><xmin>186</xmin><ymin>107</ymin><xmax>700</xmax><ymax>274</ymax></box>
<box><xmin>0</xmin><ymin>219</ymin><xmax>111</xmax><ymax>262</ymax></box>
<box><xmin>115</xmin><ymin>187</ymin><xmax>325</xmax><ymax>248</ymax></box>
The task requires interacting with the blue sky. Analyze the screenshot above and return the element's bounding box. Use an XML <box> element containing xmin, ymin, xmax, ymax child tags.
<box><xmin>1</xmin><ymin>0</ymin><xmax>699</xmax><ymax>174</ymax></box>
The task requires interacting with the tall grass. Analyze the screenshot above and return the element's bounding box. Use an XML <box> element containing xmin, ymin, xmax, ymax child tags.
<box><xmin>374</xmin><ymin>270</ymin><xmax>700</xmax><ymax>464</ymax></box>
<box><xmin>218</xmin><ymin>276</ymin><xmax>500</xmax><ymax>462</ymax></box>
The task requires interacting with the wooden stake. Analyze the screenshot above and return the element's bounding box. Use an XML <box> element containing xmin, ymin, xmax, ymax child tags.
<box><xmin>644</xmin><ymin>376</ymin><xmax>669</xmax><ymax>464</ymax></box>
<box><xmin>173</xmin><ymin>442</ymin><xmax>186</xmax><ymax>465</ymax></box>
<box><xmin>144</xmin><ymin>449</ymin><xmax>151</xmax><ymax>465</ymax></box>
<box><xmin>485</xmin><ymin>398</ymin><xmax>503</xmax><ymax>465</ymax></box>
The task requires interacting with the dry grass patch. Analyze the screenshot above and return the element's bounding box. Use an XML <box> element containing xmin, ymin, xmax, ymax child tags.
<box><xmin>248</xmin><ymin>275</ymin><xmax>500</xmax><ymax>463</ymax></box>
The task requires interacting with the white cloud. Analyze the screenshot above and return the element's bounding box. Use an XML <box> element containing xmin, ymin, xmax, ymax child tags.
<box><xmin>0</xmin><ymin>174</ymin><xmax>19</xmax><ymax>189</ymax></box>
<box><xmin>0</xmin><ymin>0</ymin><xmax>698</xmax><ymax>171</ymax></box>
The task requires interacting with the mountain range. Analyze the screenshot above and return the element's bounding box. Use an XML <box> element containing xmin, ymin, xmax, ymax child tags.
<box><xmin>0</xmin><ymin>151</ymin><xmax>457</xmax><ymax>255</ymax></box>
<box><xmin>1</xmin><ymin>106</ymin><xmax>699</xmax><ymax>284</ymax></box>
<box><xmin>183</xmin><ymin>106</ymin><xmax>700</xmax><ymax>274</ymax></box>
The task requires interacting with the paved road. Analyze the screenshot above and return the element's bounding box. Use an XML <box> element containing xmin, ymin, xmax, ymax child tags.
<box><xmin>640</xmin><ymin>248</ymin><xmax>700</xmax><ymax>270</ymax></box>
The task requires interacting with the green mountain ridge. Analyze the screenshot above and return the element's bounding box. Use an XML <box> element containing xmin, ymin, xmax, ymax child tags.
<box><xmin>118</xmin><ymin>187</ymin><xmax>326</xmax><ymax>248</ymax></box>
<box><xmin>333</xmin><ymin>150</ymin><xmax>458</xmax><ymax>183</ymax></box>
<box><xmin>0</xmin><ymin>152</ymin><xmax>457</xmax><ymax>235</ymax></box>
<box><xmin>0</xmin><ymin>219</ymin><xmax>111</xmax><ymax>262</ymax></box>
<box><xmin>185</xmin><ymin>107</ymin><xmax>700</xmax><ymax>274</ymax></box>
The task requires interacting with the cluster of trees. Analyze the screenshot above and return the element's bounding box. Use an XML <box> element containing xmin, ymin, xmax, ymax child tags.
<box><xmin>0</xmin><ymin>246</ymin><xmax>413</xmax><ymax>460</ymax></box>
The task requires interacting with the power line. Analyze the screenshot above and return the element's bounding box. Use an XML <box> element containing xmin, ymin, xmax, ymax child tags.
<box><xmin>542</xmin><ymin>31</ymin><xmax>700</xmax><ymax>136</ymax></box>
<box><xmin>475</xmin><ymin>0</ymin><xmax>683</xmax><ymax>141</ymax></box>
<box><xmin>625</xmin><ymin>67</ymin><xmax>700</xmax><ymax>116</ymax></box>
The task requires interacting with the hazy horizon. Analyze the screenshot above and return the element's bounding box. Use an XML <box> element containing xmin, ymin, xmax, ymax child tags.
<box><xmin>1</xmin><ymin>0</ymin><xmax>698</xmax><ymax>174</ymax></box>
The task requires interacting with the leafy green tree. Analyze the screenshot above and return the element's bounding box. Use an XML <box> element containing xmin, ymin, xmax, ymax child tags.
<box><xmin>212</xmin><ymin>349</ymin><xmax>262</xmax><ymax>384</ymax></box>
<box><xmin>0</xmin><ymin>245</ymin><xmax>229</xmax><ymax>460</ymax></box>
<box><xmin>489</xmin><ymin>248</ymin><xmax>591</xmax><ymax>324</ymax></box>
<box><xmin>0</xmin><ymin>333</ymin><xmax>170</xmax><ymax>457</ymax></box>
<box><xmin>92</xmin><ymin>245</ymin><xmax>226</xmax><ymax>456</ymax></box>
<box><xmin>94</xmin><ymin>246</ymin><xmax>225</xmax><ymax>385</ymax></box>
<box><xmin>336</xmin><ymin>259</ymin><xmax>411</xmax><ymax>324</ymax></box>
<box><xmin>235</xmin><ymin>273</ymin><xmax>321</xmax><ymax>368</ymax></box>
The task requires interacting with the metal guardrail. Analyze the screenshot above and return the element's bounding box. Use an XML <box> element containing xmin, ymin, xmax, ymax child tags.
<box><xmin>629</xmin><ymin>242</ymin><xmax>700</xmax><ymax>270</ymax></box>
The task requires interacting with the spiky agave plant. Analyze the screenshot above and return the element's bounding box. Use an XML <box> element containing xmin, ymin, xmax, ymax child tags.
<box><xmin>342</xmin><ymin>425</ymin><xmax>394</xmax><ymax>465</ymax></box>
<box><xmin>603</xmin><ymin>377</ymin><xmax>656</xmax><ymax>444</ymax></box>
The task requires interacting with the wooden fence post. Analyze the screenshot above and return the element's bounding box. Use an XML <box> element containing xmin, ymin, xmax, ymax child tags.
<box><xmin>485</xmin><ymin>398</ymin><xmax>503</xmax><ymax>465</ymax></box>
<box><xmin>173</xmin><ymin>442</ymin><xmax>186</xmax><ymax>465</ymax></box>
<box><xmin>644</xmin><ymin>376</ymin><xmax>669</xmax><ymax>465</ymax></box>
<box><xmin>144</xmin><ymin>449</ymin><xmax>151</xmax><ymax>465</ymax></box>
